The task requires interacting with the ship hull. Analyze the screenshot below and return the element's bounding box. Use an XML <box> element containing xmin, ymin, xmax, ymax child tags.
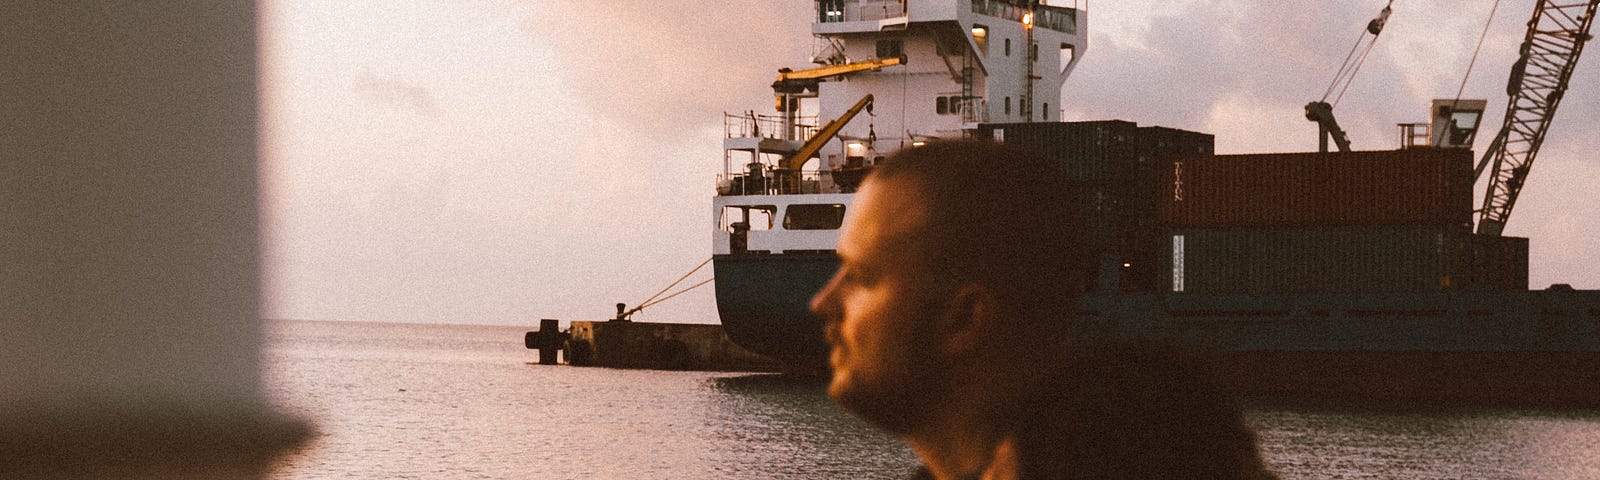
<box><xmin>1206</xmin><ymin>351</ymin><xmax>1600</xmax><ymax>407</ymax></box>
<box><xmin>712</xmin><ymin>253</ymin><xmax>838</xmax><ymax>372</ymax></box>
<box><xmin>712</xmin><ymin>255</ymin><xmax>1600</xmax><ymax>407</ymax></box>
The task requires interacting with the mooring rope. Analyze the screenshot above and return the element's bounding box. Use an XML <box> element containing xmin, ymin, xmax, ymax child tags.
<box><xmin>634</xmin><ymin>257</ymin><xmax>711</xmax><ymax>308</ymax></box>
<box><xmin>622</xmin><ymin>257</ymin><xmax>713</xmax><ymax>319</ymax></box>
<box><xmin>635</xmin><ymin>278</ymin><xmax>715</xmax><ymax>312</ymax></box>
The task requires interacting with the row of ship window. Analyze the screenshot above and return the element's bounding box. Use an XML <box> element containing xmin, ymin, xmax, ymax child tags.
<box><xmin>875</xmin><ymin>39</ymin><xmax>1050</xmax><ymax>119</ymax></box>
<box><xmin>723</xmin><ymin>204</ymin><xmax>846</xmax><ymax>231</ymax></box>
<box><xmin>935</xmin><ymin>95</ymin><xmax>1048</xmax><ymax>119</ymax></box>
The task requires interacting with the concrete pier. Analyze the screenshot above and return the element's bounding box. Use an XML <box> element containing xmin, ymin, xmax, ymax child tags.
<box><xmin>532</xmin><ymin>321</ymin><xmax>782</xmax><ymax>372</ymax></box>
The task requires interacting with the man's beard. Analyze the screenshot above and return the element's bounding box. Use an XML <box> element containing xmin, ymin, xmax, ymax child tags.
<box><xmin>828</xmin><ymin>302</ymin><xmax>949</xmax><ymax>435</ymax></box>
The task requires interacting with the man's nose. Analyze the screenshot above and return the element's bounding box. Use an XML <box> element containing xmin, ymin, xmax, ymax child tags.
<box><xmin>809</xmin><ymin>272</ymin><xmax>842</xmax><ymax>320</ymax></box>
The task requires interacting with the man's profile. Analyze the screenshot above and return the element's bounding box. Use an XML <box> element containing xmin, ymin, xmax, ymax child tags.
<box><xmin>809</xmin><ymin>140</ymin><xmax>1273</xmax><ymax>480</ymax></box>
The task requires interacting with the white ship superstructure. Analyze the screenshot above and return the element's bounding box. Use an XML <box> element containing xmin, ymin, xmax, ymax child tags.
<box><xmin>711</xmin><ymin>1</ymin><xmax>1087</xmax><ymax>366</ymax></box>
<box><xmin>814</xmin><ymin>0</ymin><xmax>1086</xmax><ymax>138</ymax></box>
<box><xmin>714</xmin><ymin>0</ymin><xmax>1087</xmax><ymax>257</ymax></box>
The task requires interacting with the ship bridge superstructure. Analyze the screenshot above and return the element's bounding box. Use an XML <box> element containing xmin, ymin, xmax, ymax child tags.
<box><xmin>710</xmin><ymin>1</ymin><xmax>1088</xmax><ymax>366</ymax></box>
<box><xmin>814</xmin><ymin>0</ymin><xmax>1087</xmax><ymax>141</ymax></box>
<box><xmin>717</xmin><ymin>0</ymin><xmax>1088</xmax><ymax>201</ymax></box>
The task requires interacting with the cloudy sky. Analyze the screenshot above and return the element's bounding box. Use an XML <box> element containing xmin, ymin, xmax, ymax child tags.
<box><xmin>258</xmin><ymin>0</ymin><xmax>1600</xmax><ymax>326</ymax></box>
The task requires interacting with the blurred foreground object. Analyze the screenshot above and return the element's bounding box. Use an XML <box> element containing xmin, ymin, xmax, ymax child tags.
<box><xmin>1</xmin><ymin>2</ymin><xmax>308</xmax><ymax>478</ymax></box>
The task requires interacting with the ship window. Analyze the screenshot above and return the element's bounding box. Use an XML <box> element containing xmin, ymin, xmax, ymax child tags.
<box><xmin>972</xmin><ymin>24</ymin><xmax>989</xmax><ymax>55</ymax></box>
<box><xmin>819</xmin><ymin>0</ymin><xmax>845</xmax><ymax>22</ymax></box>
<box><xmin>722</xmin><ymin>205</ymin><xmax>775</xmax><ymax>231</ymax></box>
<box><xmin>936</xmin><ymin>95</ymin><xmax>963</xmax><ymax>115</ymax></box>
<box><xmin>783</xmin><ymin>204</ymin><xmax>846</xmax><ymax>230</ymax></box>
<box><xmin>876</xmin><ymin>39</ymin><xmax>903</xmax><ymax>60</ymax></box>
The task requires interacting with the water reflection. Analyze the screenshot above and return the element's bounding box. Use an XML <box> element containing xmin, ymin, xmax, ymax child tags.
<box><xmin>1250</xmin><ymin>401</ymin><xmax>1600</xmax><ymax>479</ymax></box>
<box><xmin>701</xmin><ymin>375</ymin><xmax>920</xmax><ymax>479</ymax></box>
<box><xmin>265</xmin><ymin>321</ymin><xmax>1600</xmax><ymax>480</ymax></box>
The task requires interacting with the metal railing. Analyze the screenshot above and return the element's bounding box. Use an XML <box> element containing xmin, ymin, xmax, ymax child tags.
<box><xmin>970</xmin><ymin>0</ymin><xmax>1077</xmax><ymax>34</ymax></box>
<box><xmin>961</xmin><ymin>97</ymin><xmax>988</xmax><ymax>124</ymax></box>
<box><xmin>817</xmin><ymin>0</ymin><xmax>1078</xmax><ymax>33</ymax></box>
<box><xmin>724</xmin><ymin>112</ymin><xmax>818</xmax><ymax>141</ymax></box>
<box><xmin>717</xmin><ymin>168</ymin><xmax>833</xmax><ymax>196</ymax></box>
<box><xmin>1397</xmin><ymin>122</ymin><xmax>1430</xmax><ymax>149</ymax></box>
<box><xmin>818</xmin><ymin>0</ymin><xmax>908</xmax><ymax>23</ymax></box>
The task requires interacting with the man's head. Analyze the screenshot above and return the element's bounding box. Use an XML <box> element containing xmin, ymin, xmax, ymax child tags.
<box><xmin>808</xmin><ymin>139</ymin><xmax>1091</xmax><ymax>433</ymax></box>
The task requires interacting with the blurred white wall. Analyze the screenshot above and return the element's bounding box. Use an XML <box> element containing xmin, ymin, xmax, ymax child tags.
<box><xmin>1</xmin><ymin>2</ymin><xmax>306</xmax><ymax>478</ymax></box>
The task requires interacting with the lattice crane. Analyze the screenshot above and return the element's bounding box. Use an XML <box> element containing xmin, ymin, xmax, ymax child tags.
<box><xmin>1475</xmin><ymin>0</ymin><xmax>1600</xmax><ymax>236</ymax></box>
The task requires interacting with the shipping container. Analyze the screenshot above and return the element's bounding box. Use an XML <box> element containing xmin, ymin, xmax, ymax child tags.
<box><xmin>979</xmin><ymin>120</ymin><xmax>1213</xmax><ymax>225</ymax></box>
<box><xmin>975</xmin><ymin>120</ymin><xmax>1216</xmax><ymax>291</ymax></box>
<box><xmin>1074</xmin><ymin>182</ymin><xmax>1115</xmax><ymax>250</ymax></box>
<box><xmin>1112</xmin><ymin>225</ymin><xmax>1164</xmax><ymax>293</ymax></box>
<box><xmin>1157</xmin><ymin>149</ymin><xmax>1474</xmax><ymax>228</ymax></box>
<box><xmin>1136</xmin><ymin>126</ymin><xmax>1216</xmax><ymax>158</ymax></box>
<box><xmin>1123</xmin><ymin>126</ymin><xmax>1216</xmax><ymax>220</ymax></box>
<box><xmin>1452</xmin><ymin>234</ymin><xmax>1529</xmax><ymax>291</ymax></box>
<box><xmin>978</xmin><ymin>120</ymin><xmax>1140</xmax><ymax>185</ymax></box>
<box><xmin>1160</xmin><ymin>226</ymin><xmax>1462</xmax><ymax>294</ymax></box>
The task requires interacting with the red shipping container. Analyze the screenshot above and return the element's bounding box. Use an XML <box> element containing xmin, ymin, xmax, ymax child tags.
<box><xmin>1158</xmin><ymin>149</ymin><xmax>1473</xmax><ymax>228</ymax></box>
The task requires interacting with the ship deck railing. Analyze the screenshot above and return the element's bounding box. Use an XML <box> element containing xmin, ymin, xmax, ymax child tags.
<box><xmin>818</xmin><ymin>0</ymin><xmax>907</xmax><ymax>23</ymax></box>
<box><xmin>960</xmin><ymin>97</ymin><xmax>988</xmax><ymax>125</ymax></box>
<box><xmin>717</xmin><ymin>169</ymin><xmax>832</xmax><ymax>196</ymax></box>
<box><xmin>970</xmin><ymin>0</ymin><xmax>1078</xmax><ymax>34</ymax></box>
<box><xmin>725</xmin><ymin>112</ymin><xmax>818</xmax><ymax>142</ymax></box>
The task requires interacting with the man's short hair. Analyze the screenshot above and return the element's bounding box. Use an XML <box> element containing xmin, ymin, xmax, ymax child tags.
<box><xmin>868</xmin><ymin>139</ymin><xmax>1093</xmax><ymax>327</ymax></box>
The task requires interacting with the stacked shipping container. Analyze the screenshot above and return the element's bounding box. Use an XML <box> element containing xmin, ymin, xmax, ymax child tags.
<box><xmin>979</xmin><ymin>122</ymin><xmax>1529</xmax><ymax>294</ymax></box>
<box><xmin>1454</xmin><ymin>234</ymin><xmax>1529</xmax><ymax>291</ymax></box>
<box><xmin>1157</xmin><ymin>149</ymin><xmax>1473</xmax><ymax>228</ymax></box>
<box><xmin>980</xmin><ymin>121</ymin><xmax>1213</xmax><ymax>292</ymax></box>
<box><xmin>1157</xmin><ymin>148</ymin><xmax>1526</xmax><ymax>293</ymax></box>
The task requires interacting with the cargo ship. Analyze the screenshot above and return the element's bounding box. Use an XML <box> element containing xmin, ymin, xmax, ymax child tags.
<box><xmin>711</xmin><ymin>0</ymin><xmax>1600</xmax><ymax>406</ymax></box>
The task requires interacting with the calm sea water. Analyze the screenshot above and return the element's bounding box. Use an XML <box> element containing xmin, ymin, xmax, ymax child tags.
<box><xmin>264</xmin><ymin>320</ymin><xmax>1600</xmax><ymax>479</ymax></box>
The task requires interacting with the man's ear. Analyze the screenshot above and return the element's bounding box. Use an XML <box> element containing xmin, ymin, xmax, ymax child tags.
<box><xmin>938</xmin><ymin>283</ymin><xmax>1000</xmax><ymax>357</ymax></box>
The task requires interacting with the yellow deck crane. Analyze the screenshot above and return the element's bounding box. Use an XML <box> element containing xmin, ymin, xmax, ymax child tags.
<box><xmin>781</xmin><ymin>94</ymin><xmax>874</xmax><ymax>174</ymax></box>
<box><xmin>765</xmin><ymin>56</ymin><xmax>901</xmax><ymax>193</ymax></box>
<box><xmin>771</xmin><ymin>56</ymin><xmax>903</xmax><ymax>115</ymax></box>
<box><xmin>765</xmin><ymin>94</ymin><xmax>875</xmax><ymax>194</ymax></box>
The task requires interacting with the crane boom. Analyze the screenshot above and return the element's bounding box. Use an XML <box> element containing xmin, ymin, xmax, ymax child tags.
<box><xmin>772</xmin><ymin>56</ymin><xmax>905</xmax><ymax>92</ymax></box>
<box><xmin>781</xmin><ymin>94</ymin><xmax>874</xmax><ymax>173</ymax></box>
<box><xmin>1475</xmin><ymin>0</ymin><xmax>1599</xmax><ymax>236</ymax></box>
<box><xmin>1305</xmin><ymin>101</ymin><xmax>1353</xmax><ymax>153</ymax></box>
<box><xmin>1304</xmin><ymin>3</ymin><xmax>1392</xmax><ymax>152</ymax></box>
<box><xmin>771</xmin><ymin>56</ymin><xmax>904</xmax><ymax>112</ymax></box>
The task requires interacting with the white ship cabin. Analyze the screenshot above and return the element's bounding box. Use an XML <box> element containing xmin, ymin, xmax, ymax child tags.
<box><xmin>714</xmin><ymin>0</ymin><xmax>1086</xmax><ymax>255</ymax></box>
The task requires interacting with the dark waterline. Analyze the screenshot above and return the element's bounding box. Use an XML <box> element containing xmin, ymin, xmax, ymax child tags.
<box><xmin>264</xmin><ymin>320</ymin><xmax>1600</xmax><ymax>479</ymax></box>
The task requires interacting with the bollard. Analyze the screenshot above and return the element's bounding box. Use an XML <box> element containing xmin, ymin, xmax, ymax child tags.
<box><xmin>524</xmin><ymin>319</ymin><xmax>569</xmax><ymax>365</ymax></box>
